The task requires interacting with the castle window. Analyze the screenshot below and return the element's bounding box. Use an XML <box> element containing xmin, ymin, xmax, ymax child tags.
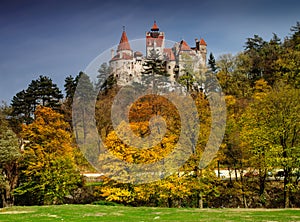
<box><xmin>168</xmin><ymin>66</ymin><xmax>171</xmax><ymax>69</ymax></box>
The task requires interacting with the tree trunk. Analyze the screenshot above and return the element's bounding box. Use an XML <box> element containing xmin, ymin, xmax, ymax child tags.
<box><xmin>82</xmin><ymin>108</ymin><xmax>86</xmax><ymax>144</ymax></box>
<box><xmin>242</xmin><ymin>193</ymin><xmax>248</xmax><ymax>208</ymax></box>
<box><xmin>259</xmin><ymin>169</ymin><xmax>266</xmax><ymax>207</ymax></box>
<box><xmin>240</xmin><ymin>170</ymin><xmax>248</xmax><ymax>208</ymax></box>
<box><xmin>217</xmin><ymin>160</ymin><xmax>220</xmax><ymax>178</ymax></box>
<box><xmin>283</xmin><ymin>170</ymin><xmax>290</xmax><ymax>208</ymax></box>
<box><xmin>2</xmin><ymin>163</ymin><xmax>19</xmax><ymax>207</ymax></box>
<box><xmin>284</xmin><ymin>188</ymin><xmax>290</xmax><ymax>208</ymax></box>
<box><xmin>228</xmin><ymin>167</ymin><xmax>232</xmax><ymax>184</ymax></box>
<box><xmin>234</xmin><ymin>168</ymin><xmax>238</xmax><ymax>181</ymax></box>
<box><xmin>198</xmin><ymin>192</ymin><xmax>203</xmax><ymax>208</ymax></box>
<box><xmin>167</xmin><ymin>197</ymin><xmax>172</xmax><ymax>208</ymax></box>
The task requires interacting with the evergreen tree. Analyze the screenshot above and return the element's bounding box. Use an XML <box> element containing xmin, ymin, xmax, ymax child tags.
<box><xmin>64</xmin><ymin>75</ymin><xmax>76</xmax><ymax>103</ymax></box>
<box><xmin>72</xmin><ymin>72</ymin><xmax>96</xmax><ymax>144</ymax></box>
<box><xmin>208</xmin><ymin>52</ymin><xmax>217</xmax><ymax>73</ymax></box>
<box><xmin>244</xmin><ymin>35</ymin><xmax>267</xmax><ymax>83</ymax></box>
<box><xmin>11</xmin><ymin>75</ymin><xmax>63</xmax><ymax>125</ymax></box>
<box><xmin>289</xmin><ymin>21</ymin><xmax>300</xmax><ymax>50</ymax></box>
<box><xmin>96</xmin><ymin>62</ymin><xmax>115</xmax><ymax>91</ymax></box>
<box><xmin>142</xmin><ymin>49</ymin><xmax>169</xmax><ymax>91</ymax></box>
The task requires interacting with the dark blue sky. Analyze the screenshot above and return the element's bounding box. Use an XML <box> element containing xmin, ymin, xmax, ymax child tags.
<box><xmin>1</xmin><ymin>0</ymin><xmax>299</xmax><ymax>103</ymax></box>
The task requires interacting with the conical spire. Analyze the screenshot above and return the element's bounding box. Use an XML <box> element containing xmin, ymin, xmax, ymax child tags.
<box><xmin>180</xmin><ymin>40</ymin><xmax>191</xmax><ymax>51</ymax></box>
<box><xmin>199</xmin><ymin>38</ymin><xmax>207</xmax><ymax>46</ymax></box>
<box><xmin>151</xmin><ymin>21</ymin><xmax>159</xmax><ymax>31</ymax></box>
<box><xmin>117</xmin><ymin>27</ymin><xmax>131</xmax><ymax>52</ymax></box>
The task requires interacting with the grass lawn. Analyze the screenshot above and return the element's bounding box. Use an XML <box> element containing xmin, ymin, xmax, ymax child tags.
<box><xmin>0</xmin><ymin>205</ymin><xmax>300</xmax><ymax>222</ymax></box>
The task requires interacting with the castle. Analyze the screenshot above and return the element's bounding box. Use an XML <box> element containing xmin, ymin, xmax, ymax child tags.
<box><xmin>109</xmin><ymin>21</ymin><xmax>207</xmax><ymax>85</ymax></box>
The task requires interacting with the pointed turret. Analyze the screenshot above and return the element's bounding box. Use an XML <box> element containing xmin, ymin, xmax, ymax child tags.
<box><xmin>146</xmin><ymin>21</ymin><xmax>165</xmax><ymax>59</ymax></box>
<box><xmin>117</xmin><ymin>27</ymin><xmax>131</xmax><ymax>52</ymax></box>
<box><xmin>151</xmin><ymin>21</ymin><xmax>159</xmax><ymax>31</ymax></box>
<box><xmin>199</xmin><ymin>38</ymin><xmax>207</xmax><ymax>63</ymax></box>
<box><xmin>179</xmin><ymin>40</ymin><xmax>192</xmax><ymax>51</ymax></box>
<box><xmin>199</xmin><ymin>38</ymin><xmax>207</xmax><ymax>46</ymax></box>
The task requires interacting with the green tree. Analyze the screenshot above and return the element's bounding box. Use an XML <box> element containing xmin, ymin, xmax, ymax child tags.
<box><xmin>216</xmin><ymin>53</ymin><xmax>251</xmax><ymax>98</ymax></box>
<box><xmin>285</xmin><ymin>21</ymin><xmax>300</xmax><ymax>50</ymax></box>
<box><xmin>244</xmin><ymin>35</ymin><xmax>267</xmax><ymax>83</ymax></box>
<box><xmin>208</xmin><ymin>52</ymin><xmax>217</xmax><ymax>73</ymax></box>
<box><xmin>72</xmin><ymin>72</ymin><xmax>96</xmax><ymax>143</ymax></box>
<box><xmin>241</xmin><ymin>84</ymin><xmax>300</xmax><ymax>208</ymax></box>
<box><xmin>142</xmin><ymin>49</ymin><xmax>169</xmax><ymax>91</ymax></box>
<box><xmin>275</xmin><ymin>49</ymin><xmax>300</xmax><ymax>88</ymax></box>
<box><xmin>11</xmin><ymin>75</ymin><xmax>63</xmax><ymax>125</ymax></box>
<box><xmin>178</xmin><ymin>53</ymin><xmax>197</xmax><ymax>92</ymax></box>
<box><xmin>0</xmin><ymin>111</ymin><xmax>20</xmax><ymax>207</ymax></box>
<box><xmin>64</xmin><ymin>75</ymin><xmax>77</xmax><ymax>105</ymax></box>
<box><xmin>15</xmin><ymin>106</ymin><xmax>83</xmax><ymax>205</ymax></box>
<box><xmin>96</xmin><ymin>62</ymin><xmax>115</xmax><ymax>91</ymax></box>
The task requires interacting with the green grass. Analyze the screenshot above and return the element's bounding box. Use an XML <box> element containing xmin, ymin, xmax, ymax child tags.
<box><xmin>0</xmin><ymin>205</ymin><xmax>299</xmax><ymax>221</ymax></box>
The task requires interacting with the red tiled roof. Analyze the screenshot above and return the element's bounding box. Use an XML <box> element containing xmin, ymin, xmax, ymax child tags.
<box><xmin>111</xmin><ymin>52</ymin><xmax>133</xmax><ymax>61</ymax></box>
<box><xmin>117</xmin><ymin>31</ymin><xmax>131</xmax><ymax>51</ymax></box>
<box><xmin>163</xmin><ymin>48</ymin><xmax>175</xmax><ymax>61</ymax></box>
<box><xmin>180</xmin><ymin>40</ymin><xmax>192</xmax><ymax>51</ymax></box>
<box><xmin>134</xmin><ymin>51</ymin><xmax>143</xmax><ymax>57</ymax></box>
<box><xmin>151</xmin><ymin>21</ymin><xmax>159</xmax><ymax>31</ymax></box>
<box><xmin>199</xmin><ymin>38</ymin><xmax>207</xmax><ymax>46</ymax></box>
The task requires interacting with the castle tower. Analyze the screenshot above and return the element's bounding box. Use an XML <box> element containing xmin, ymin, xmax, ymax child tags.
<box><xmin>110</xmin><ymin>27</ymin><xmax>134</xmax><ymax>85</ymax></box>
<box><xmin>199</xmin><ymin>38</ymin><xmax>207</xmax><ymax>63</ymax></box>
<box><xmin>116</xmin><ymin>27</ymin><xmax>133</xmax><ymax>57</ymax></box>
<box><xmin>146</xmin><ymin>21</ymin><xmax>165</xmax><ymax>60</ymax></box>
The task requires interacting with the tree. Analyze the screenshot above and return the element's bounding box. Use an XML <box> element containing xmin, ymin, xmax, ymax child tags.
<box><xmin>178</xmin><ymin>53</ymin><xmax>197</xmax><ymax>92</ymax></box>
<box><xmin>0</xmin><ymin>111</ymin><xmax>20</xmax><ymax>207</ymax></box>
<box><xmin>286</xmin><ymin>21</ymin><xmax>300</xmax><ymax>50</ymax></box>
<box><xmin>10</xmin><ymin>90</ymin><xmax>33</xmax><ymax>126</ymax></box>
<box><xmin>11</xmin><ymin>75</ymin><xmax>63</xmax><ymax>125</ymax></box>
<box><xmin>142</xmin><ymin>49</ymin><xmax>169</xmax><ymax>91</ymax></box>
<box><xmin>64</xmin><ymin>75</ymin><xmax>77</xmax><ymax>105</ymax></box>
<box><xmin>208</xmin><ymin>52</ymin><xmax>217</xmax><ymax>73</ymax></box>
<box><xmin>72</xmin><ymin>72</ymin><xmax>96</xmax><ymax>144</ymax></box>
<box><xmin>244</xmin><ymin>35</ymin><xmax>267</xmax><ymax>83</ymax></box>
<box><xmin>96</xmin><ymin>62</ymin><xmax>115</xmax><ymax>91</ymax></box>
<box><xmin>216</xmin><ymin>53</ymin><xmax>251</xmax><ymax>98</ymax></box>
<box><xmin>275</xmin><ymin>49</ymin><xmax>300</xmax><ymax>88</ymax></box>
<box><xmin>15</xmin><ymin>106</ymin><xmax>83</xmax><ymax>205</ymax></box>
<box><xmin>241</xmin><ymin>84</ymin><xmax>300</xmax><ymax>208</ymax></box>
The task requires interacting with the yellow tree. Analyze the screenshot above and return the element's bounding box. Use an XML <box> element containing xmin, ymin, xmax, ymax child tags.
<box><xmin>15</xmin><ymin>106</ymin><xmax>83</xmax><ymax>205</ymax></box>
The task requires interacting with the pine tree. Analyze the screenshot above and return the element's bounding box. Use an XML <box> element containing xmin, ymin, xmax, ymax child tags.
<box><xmin>208</xmin><ymin>52</ymin><xmax>217</xmax><ymax>73</ymax></box>
<box><xmin>11</xmin><ymin>75</ymin><xmax>63</xmax><ymax>125</ymax></box>
<box><xmin>96</xmin><ymin>62</ymin><xmax>115</xmax><ymax>91</ymax></box>
<box><xmin>72</xmin><ymin>72</ymin><xmax>96</xmax><ymax>144</ymax></box>
<box><xmin>290</xmin><ymin>21</ymin><xmax>300</xmax><ymax>50</ymax></box>
<box><xmin>142</xmin><ymin>49</ymin><xmax>169</xmax><ymax>91</ymax></box>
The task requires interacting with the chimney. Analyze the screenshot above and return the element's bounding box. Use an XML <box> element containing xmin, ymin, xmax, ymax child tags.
<box><xmin>195</xmin><ymin>38</ymin><xmax>199</xmax><ymax>50</ymax></box>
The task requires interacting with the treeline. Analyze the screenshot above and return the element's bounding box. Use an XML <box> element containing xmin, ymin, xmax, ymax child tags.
<box><xmin>0</xmin><ymin>22</ymin><xmax>300</xmax><ymax>208</ymax></box>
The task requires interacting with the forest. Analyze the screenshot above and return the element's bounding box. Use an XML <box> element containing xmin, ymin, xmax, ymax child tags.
<box><xmin>0</xmin><ymin>22</ymin><xmax>300</xmax><ymax>209</ymax></box>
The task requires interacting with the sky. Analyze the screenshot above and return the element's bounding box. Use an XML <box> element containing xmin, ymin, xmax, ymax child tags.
<box><xmin>0</xmin><ymin>0</ymin><xmax>300</xmax><ymax>103</ymax></box>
